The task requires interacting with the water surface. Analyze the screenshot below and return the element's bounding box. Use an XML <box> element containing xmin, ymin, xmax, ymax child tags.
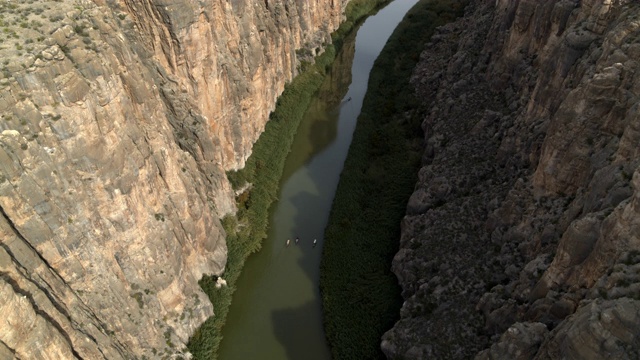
<box><xmin>218</xmin><ymin>1</ymin><xmax>420</xmax><ymax>358</ymax></box>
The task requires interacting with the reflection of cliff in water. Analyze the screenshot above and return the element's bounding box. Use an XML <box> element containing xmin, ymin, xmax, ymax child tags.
<box><xmin>316</xmin><ymin>32</ymin><xmax>358</xmax><ymax>107</ymax></box>
<box><xmin>280</xmin><ymin>27</ymin><xmax>359</xmax><ymax>183</ymax></box>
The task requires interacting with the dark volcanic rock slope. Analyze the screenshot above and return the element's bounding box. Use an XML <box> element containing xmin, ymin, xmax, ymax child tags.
<box><xmin>383</xmin><ymin>0</ymin><xmax>640</xmax><ymax>359</ymax></box>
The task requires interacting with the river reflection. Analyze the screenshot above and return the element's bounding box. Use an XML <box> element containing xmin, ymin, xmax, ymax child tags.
<box><xmin>218</xmin><ymin>1</ymin><xmax>420</xmax><ymax>359</ymax></box>
<box><xmin>279</xmin><ymin>29</ymin><xmax>357</xmax><ymax>184</ymax></box>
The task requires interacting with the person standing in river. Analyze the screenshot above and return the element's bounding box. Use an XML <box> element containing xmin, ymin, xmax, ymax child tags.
<box><xmin>313</xmin><ymin>239</ymin><xmax>317</xmax><ymax>247</ymax></box>
<box><xmin>295</xmin><ymin>237</ymin><xmax>299</xmax><ymax>245</ymax></box>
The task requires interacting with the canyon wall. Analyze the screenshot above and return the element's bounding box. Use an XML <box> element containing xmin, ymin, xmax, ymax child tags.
<box><xmin>0</xmin><ymin>0</ymin><xmax>347</xmax><ymax>358</ymax></box>
<box><xmin>383</xmin><ymin>0</ymin><xmax>640</xmax><ymax>358</ymax></box>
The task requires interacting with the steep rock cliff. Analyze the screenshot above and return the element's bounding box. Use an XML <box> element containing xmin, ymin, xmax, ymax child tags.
<box><xmin>383</xmin><ymin>0</ymin><xmax>640</xmax><ymax>358</ymax></box>
<box><xmin>0</xmin><ymin>0</ymin><xmax>347</xmax><ymax>358</ymax></box>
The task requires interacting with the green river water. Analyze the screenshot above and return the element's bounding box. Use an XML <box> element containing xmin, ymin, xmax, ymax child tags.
<box><xmin>218</xmin><ymin>1</ymin><xmax>420</xmax><ymax>358</ymax></box>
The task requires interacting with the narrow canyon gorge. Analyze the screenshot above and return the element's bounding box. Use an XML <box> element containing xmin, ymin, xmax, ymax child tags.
<box><xmin>0</xmin><ymin>0</ymin><xmax>638</xmax><ymax>359</ymax></box>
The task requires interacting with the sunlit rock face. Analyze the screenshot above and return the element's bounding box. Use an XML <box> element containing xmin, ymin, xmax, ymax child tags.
<box><xmin>0</xmin><ymin>0</ymin><xmax>347</xmax><ymax>358</ymax></box>
<box><xmin>383</xmin><ymin>0</ymin><xmax>640</xmax><ymax>359</ymax></box>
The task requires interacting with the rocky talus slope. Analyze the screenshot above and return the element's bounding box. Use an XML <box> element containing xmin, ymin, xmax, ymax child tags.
<box><xmin>0</xmin><ymin>0</ymin><xmax>346</xmax><ymax>358</ymax></box>
<box><xmin>382</xmin><ymin>0</ymin><xmax>640</xmax><ymax>358</ymax></box>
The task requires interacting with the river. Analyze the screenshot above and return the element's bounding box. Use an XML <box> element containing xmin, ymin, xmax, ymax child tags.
<box><xmin>218</xmin><ymin>1</ymin><xmax>420</xmax><ymax>358</ymax></box>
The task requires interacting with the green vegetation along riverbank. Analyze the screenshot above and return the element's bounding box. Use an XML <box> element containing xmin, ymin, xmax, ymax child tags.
<box><xmin>186</xmin><ymin>1</ymin><xmax>391</xmax><ymax>358</ymax></box>
<box><xmin>319</xmin><ymin>1</ymin><xmax>468</xmax><ymax>359</ymax></box>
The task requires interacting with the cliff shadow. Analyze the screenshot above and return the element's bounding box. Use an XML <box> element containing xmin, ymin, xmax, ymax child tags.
<box><xmin>271</xmin><ymin>301</ymin><xmax>330</xmax><ymax>360</ymax></box>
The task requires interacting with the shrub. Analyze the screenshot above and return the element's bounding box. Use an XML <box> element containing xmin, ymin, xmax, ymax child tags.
<box><xmin>320</xmin><ymin>1</ymin><xmax>468</xmax><ymax>358</ymax></box>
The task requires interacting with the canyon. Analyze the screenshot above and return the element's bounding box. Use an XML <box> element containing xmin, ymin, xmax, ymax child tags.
<box><xmin>1</xmin><ymin>0</ymin><xmax>639</xmax><ymax>359</ymax></box>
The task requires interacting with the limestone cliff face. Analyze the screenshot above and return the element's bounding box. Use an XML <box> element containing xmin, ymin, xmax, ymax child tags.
<box><xmin>0</xmin><ymin>0</ymin><xmax>346</xmax><ymax>358</ymax></box>
<box><xmin>383</xmin><ymin>0</ymin><xmax>640</xmax><ymax>359</ymax></box>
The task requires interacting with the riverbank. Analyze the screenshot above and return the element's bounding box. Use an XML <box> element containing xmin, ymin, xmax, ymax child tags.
<box><xmin>319</xmin><ymin>0</ymin><xmax>467</xmax><ymax>359</ymax></box>
<box><xmin>186</xmin><ymin>1</ymin><xmax>390</xmax><ymax>358</ymax></box>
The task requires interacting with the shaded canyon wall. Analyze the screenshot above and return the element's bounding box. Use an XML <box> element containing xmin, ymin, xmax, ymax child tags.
<box><xmin>383</xmin><ymin>0</ymin><xmax>640</xmax><ymax>359</ymax></box>
<box><xmin>0</xmin><ymin>0</ymin><xmax>348</xmax><ymax>358</ymax></box>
